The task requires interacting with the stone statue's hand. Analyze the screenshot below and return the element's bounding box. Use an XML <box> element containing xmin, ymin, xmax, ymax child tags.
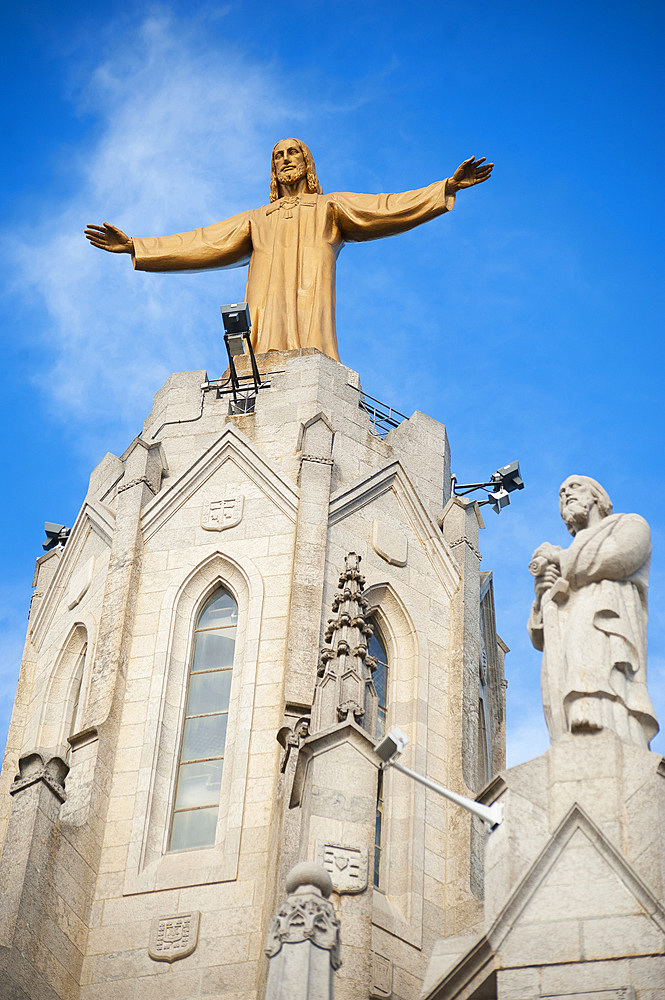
<box><xmin>448</xmin><ymin>156</ymin><xmax>494</xmax><ymax>193</ymax></box>
<box><xmin>85</xmin><ymin>223</ymin><xmax>134</xmax><ymax>254</ymax></box>
<box><xmin>529</xmin><ymin>542</ymin><xmax>562</xmax><ymax>578</ymax></box>
<box><xmin>534</xmin><ymin>564</ymin><xmax>561</xmax><ymax>599</ymax></box>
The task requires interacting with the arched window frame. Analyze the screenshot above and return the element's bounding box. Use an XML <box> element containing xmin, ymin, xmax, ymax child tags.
<box><xmin>38</xmin><ymin>621</ymin><xmax>92</xmax><ymax>754</ymax></box>
<box><xmin>168</xmin><ymin>586</ymin><xmax>238</xmax><ymax>853</ymax></box>
<box><xmin>364</xmin><ymin>582</ymin><xmax>426</xmax><ymax>950</ymax></box>
<box><xmin>368</xmin><ymin>619</ymin><xmax>389</xmax><ymax>888</ymax></box>
<box><xmin>124</xmin><ymin>550</ymin><xmax>264</xmax><ymax>894</ymax></box>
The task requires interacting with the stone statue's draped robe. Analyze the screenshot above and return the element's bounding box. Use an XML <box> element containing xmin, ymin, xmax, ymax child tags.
<box><xmin>528</xmin><ymin>513</ymin><xmax>657</xmax><ymax>748</ymax></box>
<box><xmin>132</xmin><ymin>181</ymin><xmax>455</xmax><ymax>361</ymax></box>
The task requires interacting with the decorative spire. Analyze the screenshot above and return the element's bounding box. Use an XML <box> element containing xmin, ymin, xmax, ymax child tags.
<box><xmin>311</xmin><ymin>553</ymin><xmax>378</xmax><ymax>734</ymax></box>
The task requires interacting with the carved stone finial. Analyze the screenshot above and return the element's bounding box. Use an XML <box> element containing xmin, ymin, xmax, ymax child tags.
<box><xmin>311</xmin><ymin>552</ymin><xmax>378</xmax><ymax>735</ymax></box>
<box><xmin>265</xmin><ymin>863</ymin><xmax>342</xmax><ymax>977</ymax></box>
<box><xmin>285</xmin><ymin>861</ymin><xmax>333</xmax><ymax>897</ymax></box>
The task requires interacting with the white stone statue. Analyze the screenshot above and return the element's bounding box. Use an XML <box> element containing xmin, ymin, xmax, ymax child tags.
<box><xmin>528</xmin><ymin>475</ymin><xmax>658</xmax><ymax>748</ymax></box>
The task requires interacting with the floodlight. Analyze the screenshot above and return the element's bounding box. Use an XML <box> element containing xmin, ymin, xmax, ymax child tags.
<box><xmin>220</xmin><ymin>303</ymin><xmax>251</xmax><ymax>335</ymax></box>
<box><xmin>489</xmin><ymin>488</ymin><xmax>510</xmax><ymax>515</ymax></box>
<box><xmin>219</xmin><ymin>303</ymin><xmax>263</xmax><ymax>411</ymax></box>
<box><xmin>451</xmin><ymin>460</ymin><xmax>524</xmax><ymax>516</ymax></box>
<box><xmin>374</xmin><ymin>727</ymin><xmax>409</xmax><ymax>765</ymax></box>
<box><xmin>491</xmin><ymin>460</ymin><xmax>523</xmax><ymax>493</ymax></box>
<box><xmin>226</xmin><ymin>334</ymin><xmax>246</xmax><ymax>358</ymax></box>
<box><xmin>43</xmin><ymin>522</ymin><xmax>70</xmax><ymax>552</ymax></box>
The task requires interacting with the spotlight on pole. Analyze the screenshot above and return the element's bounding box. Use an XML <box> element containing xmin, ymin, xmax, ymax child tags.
<box><xmin>220</xmin><ymin>303</ymin><xmax>262</xmax><ymax>414</ymax></box>
<box><xmin>490</xmin><ymin>460</ymin><xmax>524</xmax><ymax>494</ymax></box>
<box><xmin>451</xmin><ymin>461</ymin><xmax>524</xmax><ymax>516</ymax></box>
<box><xmin>43</xmin><ymin>522</ymin><xmax>70</xmax><ymax>552</ymax></box>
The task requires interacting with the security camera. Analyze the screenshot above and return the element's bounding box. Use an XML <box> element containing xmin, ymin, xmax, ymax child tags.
<box><xmin>373</xmin><ymin>727</ymin><xmax>409</xmax><ymax>764</ymax></box>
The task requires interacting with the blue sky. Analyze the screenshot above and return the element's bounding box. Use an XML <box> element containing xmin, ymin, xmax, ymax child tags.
<box><xmin>1</xmin><ymin>1</ymin><xmax>663</xmax><ymax>766</ymax></box>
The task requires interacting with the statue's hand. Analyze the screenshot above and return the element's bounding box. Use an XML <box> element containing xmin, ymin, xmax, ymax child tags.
<box><xmin>531</xmin><ymin>542</ymin><xmax>562</xmax><ymax>565</ymax></box>
<box><xmin>534</xmin><ymin>564</ymin><xmax>562</xmax><ymax>599</ymax></box>
<box><xmin>448</xmin><ymin>156</ymin><xmax>494</xmax><ymax>193</ymax></box>
<box><xmin>85</xmin><ymin>223</ymin><xmax>134</xmax><ymax>254</ymax></box>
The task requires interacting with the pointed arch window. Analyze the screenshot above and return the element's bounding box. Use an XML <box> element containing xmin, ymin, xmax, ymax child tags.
<box><xmin>169</xmin><ymin>587</ymin><xmax>237</xmax><ymax>852</ymax></box>
<box><xmin>369</xmin><ymin>622</ymin><xmax>389</xmax><ymax>886</ymax></box>
<box><xmin>368</xmin><ymin>625</ymin><xmax>388</xmax><ymax>739</ymax></box>
<box><xmin>65</xmin><ymin>643</ymin><xmax>86</xmax><ymax>758</ymax></box>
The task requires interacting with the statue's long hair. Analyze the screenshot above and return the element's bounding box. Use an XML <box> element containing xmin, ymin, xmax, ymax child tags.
<box><xmin>270</xmin><ymin>139</ymin><xmax>322</xmax><ymax>202</ymax></box>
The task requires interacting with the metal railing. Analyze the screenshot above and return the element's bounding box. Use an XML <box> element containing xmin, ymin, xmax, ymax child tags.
<box><xmin>350</xmin><ymin>387</ymin><xmax>408</xmax><ymax>438</ymax></box>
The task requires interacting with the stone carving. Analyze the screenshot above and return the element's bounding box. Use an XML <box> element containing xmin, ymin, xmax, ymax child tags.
<box><xmin>528</xmin><ymin>476</ymin><xmax>657</xmax><ymax>748</ymax></box>
<box><xmin>317</xmin><ymin>841</ymin><xmax>368</xmax><ymax>894</ymax></box>
<box><xmin>10</xmin><ymin>752</ymin><xmax>69</xmax><ymax>803</ymax></box>
<box><xmin>86</xmin><ymin>140</ymin><xmax>492</xmax><ymax>363</ymax></box>
<box><xmin>311</xmin><ymin>552</ymin><xmax>378</xmax><ymax>734</ymax></box>
<box><xmin>277</xmin><ymin>717</ymin><xmax>310</xmax><ymax>773</ymax></box>
<box><xmin>201</xmin><ymin>496</ymin><xmax>244</xmax><ymax>531</ymax></box>
<box><xmin>265</xmin><ymin>862</ymin><xmax>341</xmax><ymax>970</ymax></box>
<box><xmin>148</xmin><ymin>910</ymin><xmax>200</xmax><ymax>962</ymax></box>
<box><xmin>371</xmin><ymin>519</ymin><xmax>407</xmax><ymax>566</ymax></box>
<box><xmin>66</xmin><ymin>555</ymin><xmax>94</xmax><ymax>610</ymax></box>
<box><xmin>370</xmin><ymin>953</ymin><xmax>393</xmax><ymax>998</ymax></box>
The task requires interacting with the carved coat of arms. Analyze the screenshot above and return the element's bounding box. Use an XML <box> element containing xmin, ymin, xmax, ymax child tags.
<box><xmin>317</xmin><ymin>841</ymin><xmax>368</xmax><ymax>894</ymax></box>
<box><xmin>148</xmin><ymin>911</ymin><xmax>200</xmax><ymax>962</ymax></box>
<box><xmin>370</xmin><ymin>953</ymin><xmax>393</xmax><ymax>998</ymax></box>
<box><xmin>202</xmin><ymin>496</ymin><xmax>244</xmax><ymax>531</ymax></box>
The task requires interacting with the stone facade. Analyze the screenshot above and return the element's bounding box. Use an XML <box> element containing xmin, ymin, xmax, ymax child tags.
<box><xmin>0</xmin><ymin>349</ymin><xmax>505</xmax><ymax>998</ymax></box>
<box><xmin>422</xmin><ymin>731</ymin><xmax>665</xmax><ymax>999</ymax></box>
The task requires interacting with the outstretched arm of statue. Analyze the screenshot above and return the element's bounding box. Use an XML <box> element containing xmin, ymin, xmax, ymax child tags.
<box><xmin>446</xmin><ymin>156</ymin><xmax>494</xmax><ymax>195</ymax></box>
<box><xmin>85</xmin><ymin>223</ymin><xmax>134</xmax><ymax>254</ymax></box>
<box><xmin>334</xmin><ymin>156</ymin><xmax>493</xmax><ymax>243</ymax></box>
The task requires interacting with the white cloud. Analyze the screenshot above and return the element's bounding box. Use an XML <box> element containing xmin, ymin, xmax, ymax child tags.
<box><xmin>8</xmin><ymin>10</ymin><xmax>303</xmax><ymax>439</ymax></box>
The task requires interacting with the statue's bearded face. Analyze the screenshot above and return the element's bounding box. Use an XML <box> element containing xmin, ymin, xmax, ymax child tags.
<box><xmin>273</xmin><ymin>140</ymin><xmax>307</xmax><ymax>188</ymax></box>
<box><xmin>559</xmin><ymin>477</ymin><xmax>596</xmax><ymax>533</ymax></box>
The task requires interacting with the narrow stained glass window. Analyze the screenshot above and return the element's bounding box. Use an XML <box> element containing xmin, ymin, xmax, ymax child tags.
<box><xmin>169</xmin><ymin>587</ymin><xmax>237</xmax><ymax>852</ymax></box>
<box><xmin>65</xmin><ymin>643</ymin><xmax>86</xmax><ymax>763</ymax></box>
<box><xmin>369</xmin><ymin>622</ymin><xmax>389</xmax><ymax>887</ymax></box>
<box><xmin>368</xmin><ymin>626</ymin><xmax>388</xmax><ymax>739</ymax></box>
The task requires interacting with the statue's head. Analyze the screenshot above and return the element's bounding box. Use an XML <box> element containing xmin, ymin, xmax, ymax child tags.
<box><xmin>559</xmin><ymin>475</ymin><xmax>613</xmax><ymax>535</ymax></box>
<box><xmin>270</xmin><ymin>138</ymin><xmax>322</xmax><ymax>202</ymax></box>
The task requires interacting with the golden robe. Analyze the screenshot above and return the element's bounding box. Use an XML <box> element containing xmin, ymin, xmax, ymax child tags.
<box><xmin>132</xmin><ymin>180</ymin><xmax>455</xmax><ymax>361</ymax></box>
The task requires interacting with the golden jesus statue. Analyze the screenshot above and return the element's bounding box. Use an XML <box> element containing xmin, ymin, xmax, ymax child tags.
<box><xmin>85</xmin><ymin>139</ymin><xmax>493</xmax><ymax>362</ymax></box>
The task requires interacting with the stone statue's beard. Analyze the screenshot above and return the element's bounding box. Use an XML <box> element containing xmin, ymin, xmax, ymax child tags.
<box><xmin>561</xmin><ymin>498</ymin><xmax>591</xmax><ymax>535</ymax></box>
<box><xmin>277</xmin><ymin>162</ymin><xmax>307</xmax><ymax>189</ymax></box>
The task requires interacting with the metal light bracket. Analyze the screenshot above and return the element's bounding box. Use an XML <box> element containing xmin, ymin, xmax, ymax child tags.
<box><xmin>373</xmin><ymin>727</ymin><xmax>504</xmax><ymax>830</ymax></box>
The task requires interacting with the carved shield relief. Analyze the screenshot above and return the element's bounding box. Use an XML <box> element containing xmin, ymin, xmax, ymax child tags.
<box><xmin>148</xmin><ymin>911</ymin><xmax>200</xmax><ymax>962</ymax></box>
<box><xmin>370</xmin><ymin>953</ymin><xmax>393</xmax><ymax>998</ymax></box>
<box><xmin>317</xmin><ymin>841</ymin><xmax>368</xmax><ymax>894</ymax></box>
<box><xmin>202</xmin><ymin>496</ymin><xmax>244</xmax><ymax>531</ymax></box>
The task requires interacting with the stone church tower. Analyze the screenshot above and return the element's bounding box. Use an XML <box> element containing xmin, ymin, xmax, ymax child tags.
<box><xmin>0</xmin><ymin>348</ymin><xmax>506</xmax><ymax>999</ymax></box>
